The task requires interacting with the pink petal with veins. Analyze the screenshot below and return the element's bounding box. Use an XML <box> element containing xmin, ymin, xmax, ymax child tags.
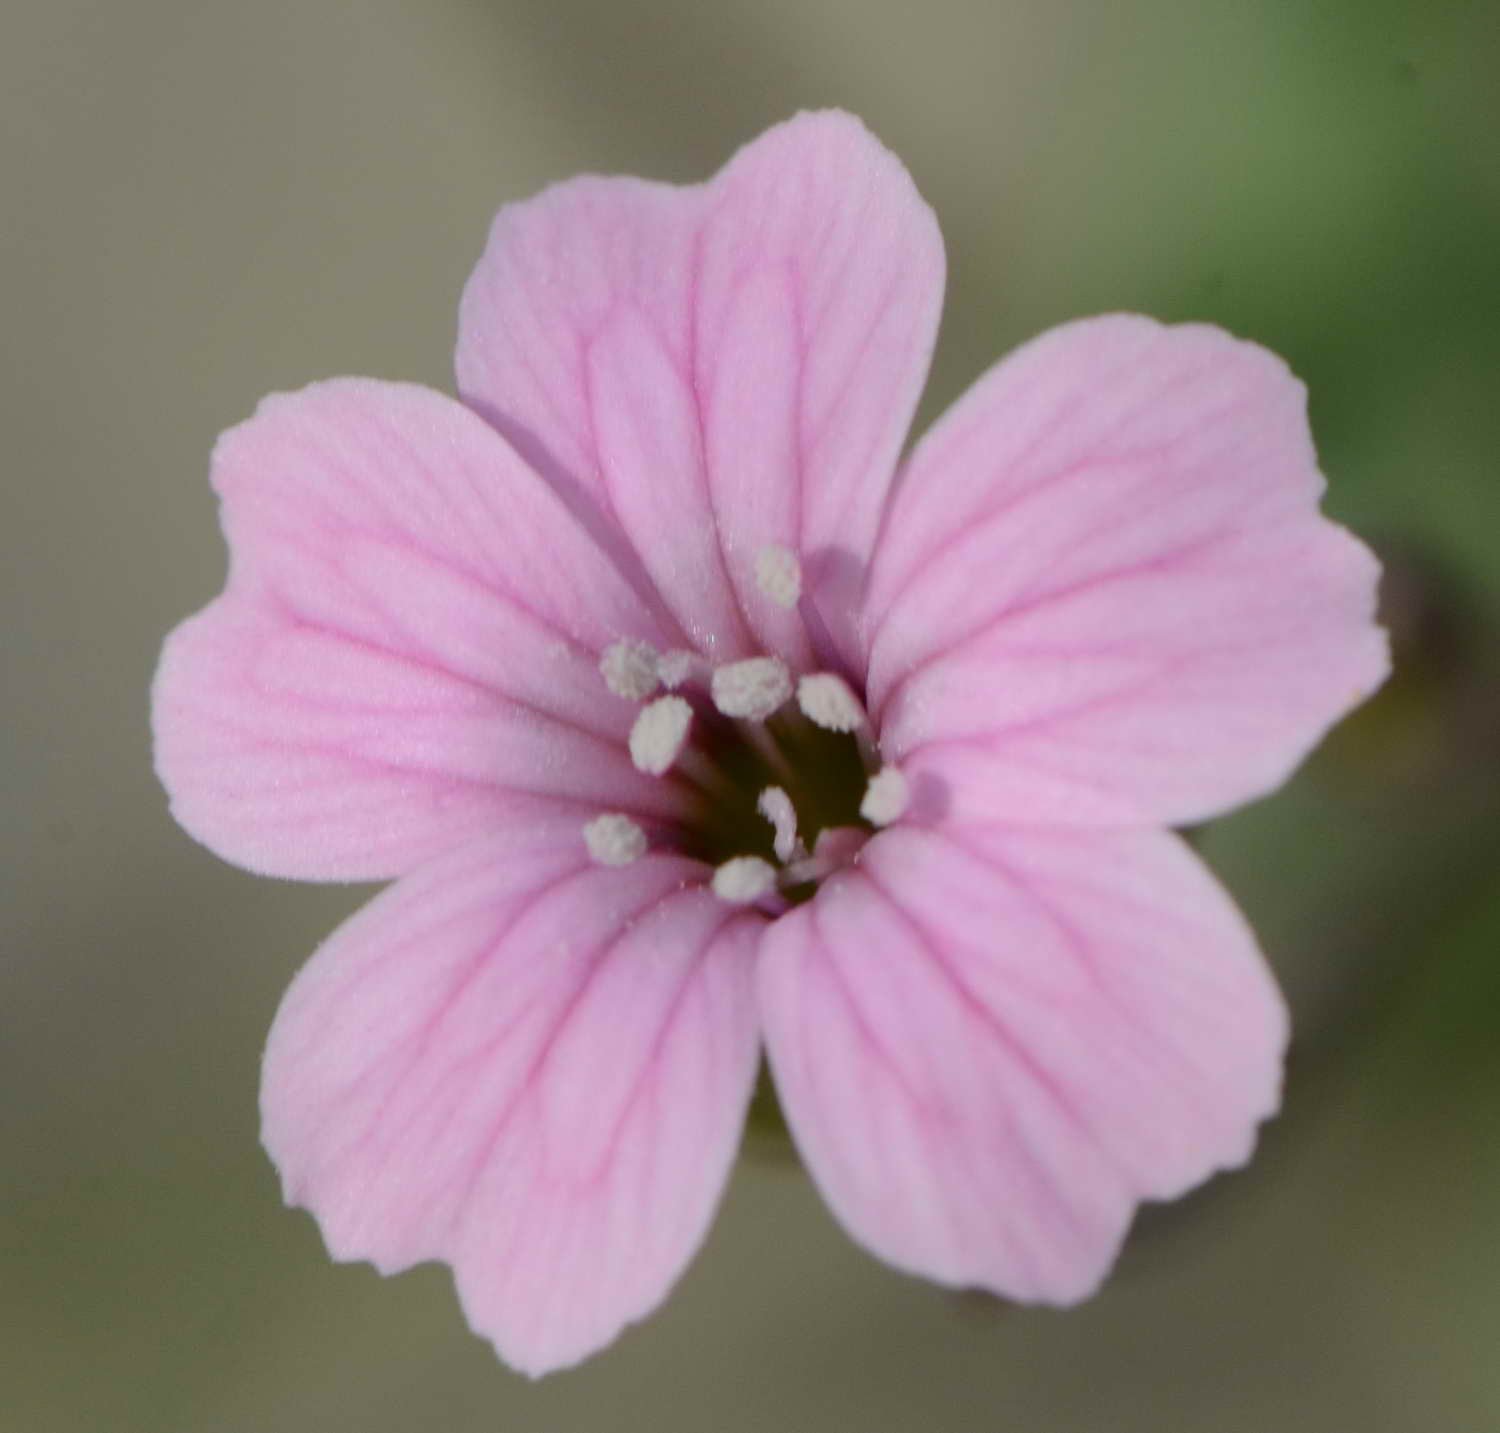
<box><xmin>152</xmin><ymin>379</ymin><xmax>676</xmax><ymax>882</ymax></box>
<box><xmin>758</xmin><ymin>821</ymin><xmax>1286</xmax><ymax>1301</ymax></box>
<box><xmin>864</xmin><ymin>316</ymin><xmax>1388</xmax><ymax>827</ymax></box>
<box><xmin>261</xmin><ymin>820</ymin><xmax>761</xmax><ymax>1376</ymax></box>
<box><xmin>456</xmin><ymin>110</ymin><xmax>944</xmax><ymax>666</ymax></box>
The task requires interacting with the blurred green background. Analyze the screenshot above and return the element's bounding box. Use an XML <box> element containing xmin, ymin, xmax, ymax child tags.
<box><xmin>4</xmin><ymin>1</ymin><xmax>1498</xmax><ymax>1428</ymax></box>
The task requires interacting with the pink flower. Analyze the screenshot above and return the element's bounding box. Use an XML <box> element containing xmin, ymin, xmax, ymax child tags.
<box><xmin>151</xmin><ymin>112</ymin><xmax>1388</xmax><ymax>1375</ymax></box>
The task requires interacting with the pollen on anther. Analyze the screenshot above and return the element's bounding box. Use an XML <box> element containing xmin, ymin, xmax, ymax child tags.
<box><xmin>711</xmin><ymin>656</ymin><xmax>791</xmax><ymax>721</ymax></box>
<box><xmin>861</xmin><ymin>767</ymin><xmax>909</xmax><ymax>826</ymax></box>
<box><xmin>600</xmin><ymin>639</ymin><xmax>660</xmax><ymax>700</ymax></box>
<box><xmin>755</xmin><ymin>545</ymin><xmax>802</xmax><ymax>609</ymax></box>
<box><xmin>797</xmin><ymin>672</ymin><xmax>865</xmax><ymax>732</ymax></box>
<box><xmin>757</xmin><ymin>785</ymin><xmax>799</xmax><ymax>862</ymax></box>
<box><xmin>629</xmin><ymin>696</ymin><xmax>692</xmax><ymax>776</ymax></box>
<box><xmin>583</xmin><ymin>813</ymin><xmax>647</xmax><ymax>866</ymax></box>
<box><xmin>657</xmin><ymin>649</ymin><xmax>695</xmax><ymax>689</ymax></box>
<box><xmin>712</xmin><ymin>855</ymin><xmax>777</xmax><ymax>904</ymax></box>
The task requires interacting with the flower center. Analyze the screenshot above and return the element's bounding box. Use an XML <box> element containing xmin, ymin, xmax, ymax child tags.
<box><xmin>588</xmin><ymin>548</ymin><xmax>907</xmax><ymax>909</ymax></box>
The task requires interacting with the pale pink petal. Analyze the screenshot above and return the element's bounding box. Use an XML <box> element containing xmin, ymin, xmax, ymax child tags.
<box><xmin>864</xmin><ymin>316</ymin><xmax>1388</xmax><ymax>826</ymax></box>
<box><xmin>152</xmin><ymin>379</ymin><xmax>679</xmax><ymax>882</ymax></box>
<box><xmin>758</xmin><ymin>821</ymin><xmax>1286</xmax><ymax>1302</ymax></box>
<box><xmin>261</xmin><ymin>819</ymin><xmax>761</xmax><ymax>1376</ymax></box>
<box><xmin>456</xmin><ymin>110</ymin><xmax>944</xmax><ymax>664</ymax></box>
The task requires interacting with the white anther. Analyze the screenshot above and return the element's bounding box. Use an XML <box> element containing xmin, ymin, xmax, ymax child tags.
<box><xmin>860</xmin><ymin>767</ymin><xmax>909</xmax><ymax>826</ymax></box>
<box><xmin>711</xmin><ymin>657</ymin><xmax>792</xmax><ymax>721</ymax></box>
<box><xmin>657</xmin><ymin>649</ymin><xmax>696</xmax><ymax>689</ymax></box>
<box><xmin>583</xmin><ymin>813</ymin><xmax>647</xmax><ymax>866</ymax></box>
<box><xmin>797</xmin><ymin>672</ymin><xmax>865</xmax><ymax>733</ymax></box>
<box><xmin>600</xmin><ymin>639</ymin><xmax>660</xmax><ymax>701</ymax></box>
<box><xmin>712</xmin><ymin>855</ymin><xmax>778</xmax><ymax>904</ymax></box>
<box><xmin>629</xmin><ymin>696</ymin><xmax>692</xmax><ymax>775</ymax></box>
<box><xmin>755</xmin><ymin>545</ymin><xmax>803</xmax><ymax>609</ymax></box>
<box><xmin>757</xmin><ymin>785</ymin><xmax>800</xmax><ymax>863</ymax></box>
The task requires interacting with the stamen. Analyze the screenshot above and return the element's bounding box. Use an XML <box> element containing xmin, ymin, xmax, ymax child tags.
<box><xmin>629</xmin><ymin>696</ymin><xmax>693</xmax><ymax>775</ymax></box>
<box><xmin>712</xmin><ymin>855</ymin><xmax>777</xmax><ymax>904</ymax></box>
<box><xmin>657</xmin><ymin>649</ymin><xmax>697</xmax><ymax>689</ymax></box>
<box><xmin>797</xmin><ymin>672</ymin><xmax>865</xmax><ymax>733</ymax></box>
<box><xmin>583</xmin><ymin>813</ymin><xmax>647</xmax><ymax>866</ymax></box>
<box><xmin>711</xmin><ymin>656</ymin><xmax>792</xmax><ymax>721</ymax></box>
<box><xmin>754</xmin><ymin>545</ymin><xmax>802</xmax><ymax>609</ymax></box>
<box><xmin>756</xmin><ymin>785</ymin><xmax>800</xmax><ymax>863</ymax></box>
<box><xmin>860</xmin><ymin>767</ymin><xmax>909</xmax><ymax>826</ymax></box>
<box><xmin>600</xmin><ymin>639</ymin><xmax>660</xmax><ymax>701</ymax></box>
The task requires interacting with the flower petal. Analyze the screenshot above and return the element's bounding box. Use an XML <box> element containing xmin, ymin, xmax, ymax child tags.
<box><xmin>864</xmin><ymin>316</ymin><xmax>1388</xmax><ymax>826</ymax></box>
<box><xmin>456</xmin><ymin>110</ymin><xmax>944</xmax><ymax>664</ymax></box>
<box><xmin>261</xmin><ymin>821</ymin><xmax>761</xmax><ymax>1376</ymax></box>
<box><xmin>152</xmin><ymin>379</ymin><xmax>677</xmax><ymax>881</ymax></box>
<box><xmin>758</xmin><ymin>822</ymin><xmax>1286</xmax><ymax>1302</ymax></box>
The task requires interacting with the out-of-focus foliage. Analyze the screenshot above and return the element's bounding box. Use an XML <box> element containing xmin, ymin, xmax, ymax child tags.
<box><xmin>2</xmin><ymin>1</ymin><xmax>1496</xmax><ymax>1428</ymax></box>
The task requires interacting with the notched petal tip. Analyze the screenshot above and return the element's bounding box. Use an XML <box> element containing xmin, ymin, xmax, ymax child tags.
<box><xmin>150</xmin><ymin>599</ymin><xmax>414</xmax><ymax>883</ymax></box>
<box><xmin>159</xmin><ymin>372</ymin><xmax>699</xmax><ymax>883</ymax></box>
<box><xmin>758</xmin><ymin>824</ymin><xmax>1288</xmax><ymax>1306</ymax></box>
<box><xmin>260</xmin><ymin>839</ymin><xmax>762</xmax><ymax>1376</ymax></box>
<box><xmin>865</xmin><ymin>312</ymin><xmax>1392</xmax><ymax>828</ymax></box>
<box><xmin>455</xmin><ymin>108</ymin><xmax>945</xmax><ymax>667</ymax></box>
